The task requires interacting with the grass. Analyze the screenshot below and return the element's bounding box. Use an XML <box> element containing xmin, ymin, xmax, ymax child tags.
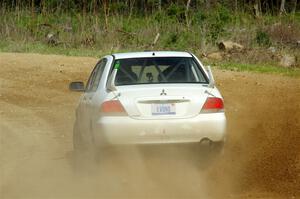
<box><xmin>215</xmin><ymin>62</ymin><xmax>300</xmax><ymax>77</ymax></box>
<box><xmin>1</xmin><ymin>40</ymin><xmax>299</xmax><ymax>78</ymax></box>
<box><xmin>0</xmin><ymin>40</ymin><xmax>104</xmax><ymax>57</ymax></box>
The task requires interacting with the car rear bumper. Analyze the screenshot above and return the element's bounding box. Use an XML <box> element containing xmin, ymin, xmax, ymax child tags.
<box><xmin>93</xmin><ymin>113</ymin><xmax>226</xmax><ymax>146</ymax></box>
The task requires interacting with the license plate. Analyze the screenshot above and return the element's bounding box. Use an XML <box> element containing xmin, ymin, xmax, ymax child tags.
<box><xmin>151</xmin><ymin>103</ymin><xmax>176</xmax><ymax>115</ymax></box>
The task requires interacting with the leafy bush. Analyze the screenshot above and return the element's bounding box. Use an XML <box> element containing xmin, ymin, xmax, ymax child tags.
<box><xmin>166</xmin><ymin>3</ymin><xmax>185</xmax><ymax>22</ymax></box>
<box><xmin>193</xmin><ymin>11</ymin><xmax>207</xmax><ymax>25</ymax></box>
<box><xmin>110</xmin><ymin>2</ymin><xmax>127</xmax><ymax>15</ymax></box>
<box><xmin>256</xmin><ymin>30</ymin><xmax>271</xmax><ymax>46</ymax></box>
<box><xmin>192</xmin><ymin>5</ymin><xmax>232</xmax><ymax>44</ymax></box>
<box><xmin>165</xmin><ymin>32</ymin><xmax>179</xmax><ymax>46</ymax></box>
<box><xmin>207</xmin><ymin>5</ymin><xmax>232</xmax><ymax>44</ymax></box>
<box><xmin>266</xmin><ymin>22</ymin><xmax>300</xmax><ymax>46</ymax></box>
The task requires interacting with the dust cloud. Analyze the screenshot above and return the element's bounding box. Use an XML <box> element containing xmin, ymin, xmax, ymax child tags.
<box><xmin>0</xmin><ymin>53</ymin><xmax>299</xmax><ymax>199</ymax></box>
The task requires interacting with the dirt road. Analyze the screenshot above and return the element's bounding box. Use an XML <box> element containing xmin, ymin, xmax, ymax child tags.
<box><xmin>0</xmin><ymin>53</ymin><xmax>299</xmax><ymax>199</ymax></box>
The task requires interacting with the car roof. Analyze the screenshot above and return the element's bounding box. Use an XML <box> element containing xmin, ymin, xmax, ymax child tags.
<box><xmin>112</xmin><ymin>51</ymin><xmax>192</xmax><ymax>59</ymax></box>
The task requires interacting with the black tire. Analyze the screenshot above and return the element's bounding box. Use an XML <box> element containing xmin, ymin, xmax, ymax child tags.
<box><xmin>209</xmin><ymin>141</ymin><xmax>224</xmax><ymax>156</ymax></box>
<box><xmin>72</xmin><ymin>122</ymin><xmax>98</xmax><ymax>171</ymax></box>
<box><xmin>73</xmin><ymin>122</ymin><xmax>85</xmax><ymax>151</ymax></box>
<box><xmin>197</xmin><ymin>141</ymin><xmax>225</xmax><ymax>168</ymax></box>
<box><xmin>73</xmin><ymin>121</ymin><xmax>96</xmax><ymax>152</ymax></box>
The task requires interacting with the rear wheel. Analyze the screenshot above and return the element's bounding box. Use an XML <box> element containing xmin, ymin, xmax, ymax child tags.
<box><xmin>73</xmin><ymin>122</ymin><xmax>85</xmax><ymax>151</ymax></box>
<box><xmin>210</xmin><ymin>141</ymin><xmax>224</xmax><ymax>158</ymax></box>
<box><xmin>72</xmin><ymin>122</ymin><xmax>99</xmax><ymax>170</ymax></box>
<box><xmin>197</xmin><ymin>140</ymin><xmax>224</xmax><ymax>168</ymax></box>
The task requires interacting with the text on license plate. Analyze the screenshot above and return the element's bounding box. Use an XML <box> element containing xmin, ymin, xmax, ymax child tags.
<box><xmin>151</xmin><ymin>103</ymin><xmax>176</xmax><ymax>115</ymax></box>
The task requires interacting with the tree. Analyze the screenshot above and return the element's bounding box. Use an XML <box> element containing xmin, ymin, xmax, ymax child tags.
<box><xmin>279</xmin><ymin>0</ymin><xmax>286</xmax><ymax>15</ymax></box>
<box><xmin>185</xmin><ymin>0</ymin><xmax>191</xmax><ymax>29</ymax></box>
<box><xmin>291</xmin><ymin>0</ymin><xmax>298</xmax><ymax>15</ymax></box>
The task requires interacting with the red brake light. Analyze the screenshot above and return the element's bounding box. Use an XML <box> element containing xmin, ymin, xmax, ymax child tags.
<box><xmin>201</xmin><ymin>97</ymin><xmax>224</xmax><ymax>113</ymax></box>
<box><xmin>100</xmin><ymin>100</ymin><xmax>126</xmax><ymax>114</ymax></box>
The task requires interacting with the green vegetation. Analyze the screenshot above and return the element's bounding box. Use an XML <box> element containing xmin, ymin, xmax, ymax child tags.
<box><xmin>0</xmin><ymin>1</ymin><xmax>299</xmax><ymax>76</ymax></box>
<box><xmin>215</xmin><ymin>62</ymin><xmax>300</xmax><ymax>77</ymax></box>
<box><xmin>0</xmin><ymin>40</ymin><xmax>104</xmax><ymax>57</ymax></box>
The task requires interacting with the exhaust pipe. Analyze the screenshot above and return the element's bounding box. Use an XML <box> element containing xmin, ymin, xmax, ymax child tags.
<box><xmin>200</xmin><ymin>138</ymin><xmax>213</xmax><ymax>147</ymax></box>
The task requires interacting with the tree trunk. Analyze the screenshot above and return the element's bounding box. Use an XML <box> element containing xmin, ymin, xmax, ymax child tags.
<box><xmin>93</xmin><ymin>0</ymin><xmax>97</xmax><ymax>15</ymax></box>
<box><xmin>40</xmin><ymin>0</ymin><xmax>45</xmax><ymax>15</ymax></box>
<box><xmin>82</xmin><ymin>0</ymin><xmax>87</xmax><ymax>16</ymax></box>
<box><xmin>158</xmin><ymin>0</ymin><xmax>161</xmax><ymax>11</ymax></box>
<box><xmin>235</xmin><ymin>0</ymin><xmax>238</xmax><ymax>13</ymax></box>
<box><xmin>205</xmin><ymin>0</ymin><xmax>211</xmax><ymax>10</ymax></box>
<box><xmin>185</xmin><ymin>0</ymin><xmax>191</xmax><ymax>30</ymax></box>
<box><xmin>254</xmin><ymin>0</ymin><xmax>261</xmax><ymax>18</ymax></box>
<box><xmin>129</xmin><ymin>0</ymin><xmax>136</xmax><ymax>19</ymax></box>
<box><xmin>31</xmin><ymin>0</ymin><xmax>35</xmax><ymax>18</ymax></box>
<box><xmin>279</xmin><ymin>0</ymin><xmax>286</xmax><ymax>15</ymax></box>
<box><xmin>93</xmin><ymin>0</ymin><xmax>98</xmax><ymax>28</ymax></box>
<box><xmin>292</xmin><ymin>0</ymin><xmax>298</xmax><ymax>15</ymax></box>
<box><xmin>103</xmin><ymin>0</ymin><xmax>109</xmax><ymax>31</ymax></box>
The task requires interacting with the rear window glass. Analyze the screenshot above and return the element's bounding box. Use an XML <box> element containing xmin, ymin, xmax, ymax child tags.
<box><xmin>113</xmin><ymin>57</ymin><xmax>208</xmax><ymax>86</ymax></box>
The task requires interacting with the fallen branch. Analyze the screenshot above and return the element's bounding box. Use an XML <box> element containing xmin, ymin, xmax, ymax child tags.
<box><xmin>151</xmin><ymin>33</ymin><xmax>160</xmax><ymax>47</ymax></box>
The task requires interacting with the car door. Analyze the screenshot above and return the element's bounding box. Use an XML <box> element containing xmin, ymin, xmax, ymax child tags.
<box><xmin>78</xmin><ymin>63</ymin><xmax>98</xmax><ymax>134</ymax></box>
<box><xmin>84</xmin><ymin>58</ymin><xmax>107</xmax><ymax>132</ymax></box>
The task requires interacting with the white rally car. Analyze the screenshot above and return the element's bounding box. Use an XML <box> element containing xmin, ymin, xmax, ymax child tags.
<box><xmin>70</xmin><ymin>51</ymin><xmax>226</xmax><ymax>154</ymax></box>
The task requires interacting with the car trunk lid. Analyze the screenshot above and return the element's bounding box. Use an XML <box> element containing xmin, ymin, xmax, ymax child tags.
<box><xmin>116</xmin><ymin>84</ymin><xmax>208</xmax><ymax>119</ymax></box>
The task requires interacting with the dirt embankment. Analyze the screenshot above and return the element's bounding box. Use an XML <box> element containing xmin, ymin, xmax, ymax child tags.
<box><xmin>0</xmin><ymin>53</ymin><xmax>299</xmax><ymax>199</ymax></box>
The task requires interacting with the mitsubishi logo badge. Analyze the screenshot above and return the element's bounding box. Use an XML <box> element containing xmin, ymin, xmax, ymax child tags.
<box><xmin>160</xmin><ymin>89</ymin><xmax>167</xmax><ymax>96</ymax></box>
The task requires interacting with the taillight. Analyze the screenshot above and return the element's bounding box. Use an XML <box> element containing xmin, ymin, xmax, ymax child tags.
<box><xmin>201</xmin><ymin>97</ymin><xmax>224</xmax><ymax>113</ymax></box>
<box><xmin>100</xmin><ymin>100</ymin><xmax>127</xmax><ymax>115</ymax></box>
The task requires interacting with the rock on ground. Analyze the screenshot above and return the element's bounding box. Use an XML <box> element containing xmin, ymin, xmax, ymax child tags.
<box><xmin>218</xmin><ymin>41</ymin><xmax>244</xmax><ymax>52</ymax></box>
<box><xmin>279</xmin><ymin>54</ymin><xmax>296</xmax><ymax>68</ymax></box>
<box><xmin>207</xmin><ymin>52</ymin><xmax>223</xmax><ymax>61</ymax></box>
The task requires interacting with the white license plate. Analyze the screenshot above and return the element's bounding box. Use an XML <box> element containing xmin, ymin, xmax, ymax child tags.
<box><xmin>151</xmin><ymin>103</ymin><xmax>176</xmax><ymax>115</ymax></box>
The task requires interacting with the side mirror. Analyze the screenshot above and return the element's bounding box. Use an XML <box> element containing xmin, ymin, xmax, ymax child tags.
<box><xmin>107</xmin><ymin>69</ymin><xmax>118</xmax><ymax>91</ymax></box>
<box><xmin>69</xmin><ymin>81</ymin><xmax>85</xmax><ymax>92</ymax></box>
<box><xmin>207</xmin><ymin>66</ymin><xmax>215</xmax><ymax>88</ymax></box>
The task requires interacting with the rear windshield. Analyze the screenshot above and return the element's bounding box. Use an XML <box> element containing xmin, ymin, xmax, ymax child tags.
<box><xmin>113</xmin><ymin>57</ymin><xmax>208</xmax><ymax>86</ymax></box>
